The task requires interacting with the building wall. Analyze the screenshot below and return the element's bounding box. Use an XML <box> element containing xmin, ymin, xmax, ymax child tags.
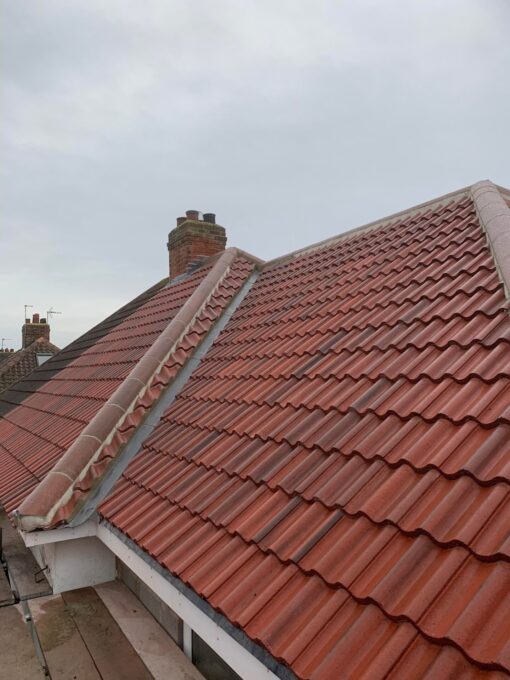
<box><xmin>117</xmin><ymin>558</ymin><xmax>183</xmax><ymax>646</ymax></box>
<box><xmin>31</xmin><ymin>536</ymin><xmax>249</xmax><ymax>680</ymax></box>
<box><xmin>116</xmin><ymin>558</ymin><xmax>241</xmax><ymax>680</ymax></box>
<box><xmin>32</xmin><ymin>537</ymin><xmax>115</xmax><ymax>593</ymax></box>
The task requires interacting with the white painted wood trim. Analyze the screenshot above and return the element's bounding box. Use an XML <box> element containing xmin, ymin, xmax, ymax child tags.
<box><xmin>22</xmin><ymin>520</ymin><xmax>97</xmax><ymax>547</ymax></box>
<box><xmin>182</xmin><ymin>622</ymin><xmax>193</xmax><ymax>660</ymax></box>
<box><xmin>96</xmin><ymin>522</ymin><xmax>279</xmax><ymax>680</ymax></box>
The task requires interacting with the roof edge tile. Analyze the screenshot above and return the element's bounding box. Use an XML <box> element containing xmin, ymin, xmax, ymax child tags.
<box><xmin>264</xmin><ymin>185</ymin><xmax>474</xmax><ymax>268</ymax></box>
<box><xmin>14</xmin><ymin>248</ymin><xmax>254</xmax><ymax>532</ymax></box>
<box><xmin>471</xmin><ymin>180</ymin><xmax>510</xmax><ymax>299</ymax></box>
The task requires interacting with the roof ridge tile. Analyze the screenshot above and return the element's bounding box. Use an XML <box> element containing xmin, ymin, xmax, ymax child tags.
<box><xmin>471</xmin><ymin>181</ymin><xmax>510</xmax><ymax>299</ymax></box>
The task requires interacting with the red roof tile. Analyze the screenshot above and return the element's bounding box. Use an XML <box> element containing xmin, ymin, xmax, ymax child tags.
<box><xmin>99</xmin><ymin>191</ymin><xmax>510</xmax><ymax>678</ymax></box>
<box><xmin>0</xmin><ymin>255</ymin><xmax>256</xmax><ymax>520</ymax></box>
<box><xmin>1</xmin><ymin>183</ymin><xmax>510</xmax><ymax>678</ymax></box>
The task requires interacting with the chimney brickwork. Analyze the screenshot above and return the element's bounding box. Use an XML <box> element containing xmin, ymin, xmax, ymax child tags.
<box><xmin>22</xmin><ymin>314</ymin><xmax>50</xmax><ymax>348</ymax></box>
<box><xmin>0</xmin><ymin>348</ymin><xmax>15</xmax><ymax>363</ymax></box>
<box><xmin>167</xmin><ymin>211</ymin><xmax>226</xmax><ymax>279</ymax></box>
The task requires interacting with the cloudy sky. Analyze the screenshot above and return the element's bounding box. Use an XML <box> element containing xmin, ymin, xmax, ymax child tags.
<box><xmin>2</xmin><ymin>1</ymin><xmax>509</xmax><ymax>349</ymax></box>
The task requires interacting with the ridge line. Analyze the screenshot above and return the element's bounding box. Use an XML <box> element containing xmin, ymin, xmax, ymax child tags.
<box><xmin>471</xmin><ymin>181</ymin><xmax>510</xmax><ymax>299</ymax></box>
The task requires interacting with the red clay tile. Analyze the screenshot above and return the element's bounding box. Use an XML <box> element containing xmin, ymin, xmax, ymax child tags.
<box><xmin>98</xmin><ymin>194</ymin><xmax>510</xmax><ymax>677</ymax></box>
<box><xmin>3</xmin><ymin>189</ymin><xmax>510</xmax><ymax>678</ymax></box>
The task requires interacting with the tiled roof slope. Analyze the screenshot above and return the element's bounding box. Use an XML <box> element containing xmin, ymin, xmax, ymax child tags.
<box><xmin>0</xmin><ymin>338</ymin><xmax>60</xmax><ymax>394</ymax></box>
<box><xmin>0</xmin><ymin>254</ymin><xmax>256</xmax><ymax>519</ymax></box>
<box><xmin>101</xmin><ymin>191</ymin><xmax>510</xmax><ymax>679</ymax></box>
<box><xmin>0</xmin><ymin>276</ymin><xmax>176</xmax><ymax>512</ymax></box>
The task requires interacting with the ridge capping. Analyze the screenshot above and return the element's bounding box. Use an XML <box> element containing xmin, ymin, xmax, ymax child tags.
<box><xmin>471</xmin><ymin>180</ymin><xmax>510</xmax><ymax>298</ymax></box>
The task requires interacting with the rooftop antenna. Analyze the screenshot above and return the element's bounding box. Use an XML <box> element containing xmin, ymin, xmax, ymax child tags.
<box><xmin>24</xmin><ymin>304</ymin><xmax>33</xmax><ymax>320</ymax></box>
<box><xmin>46</xmin><ymin>307</ymin><xmax>62</xmax><ymax>321</ymax></box>
<box><xmin>1</xmin><ymin>338</ymin><xmax>12</xmax><ymax>350</ymax></box>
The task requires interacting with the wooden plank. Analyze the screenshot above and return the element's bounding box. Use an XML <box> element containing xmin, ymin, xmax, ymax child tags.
<box><xmin>63</xmin><ymin>587</ymin><xmax>154</xmax><ymax>680</ymax></box>
<box><xmin>0</xmin><ymin>604</ymin><xmax>46</xmax><ymax>679</ymax></box>
<box><xmin>0</xmin><ymin>510</ymin><xmax>52</xmax><ymax>600</ymax></box>
<box><xmin>29</xmin><ymin>594</ymin><xmax>102</xmax><ymax>680</ymax></box>
<box><xmin>0</xmin><ymin>565</ymin><xmax>15</xmax><ymax>606</ymax></box>
<box><xmin>96</xmin><ymin>580</ymin><xmax>205</xmax><ymax>680</ymax></box>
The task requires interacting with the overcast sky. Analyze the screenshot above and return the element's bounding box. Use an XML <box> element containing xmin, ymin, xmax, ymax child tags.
<box><xmin>2</xmin><ymin>0</ymin><xmax>509</xmax><ymax>349</ymax></box>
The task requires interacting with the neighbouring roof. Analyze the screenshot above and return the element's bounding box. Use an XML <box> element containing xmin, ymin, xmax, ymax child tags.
<box><xmin>0</xmin><ymin>338</ymin><xmax>60</xmax><ymax>395</ymax></box>
<box><xmin>1</xmin><ymin>180</ymin><xmax>510</xmax><ymax>679</ymax></box>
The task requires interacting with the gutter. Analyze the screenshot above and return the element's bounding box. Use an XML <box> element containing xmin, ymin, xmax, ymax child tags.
<box><xmin>14</xmin><ymin>248</ymin><xmax>258</xmax><ymax>532</ymax></box>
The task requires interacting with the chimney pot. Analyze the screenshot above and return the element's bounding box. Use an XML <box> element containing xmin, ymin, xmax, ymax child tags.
<box><xmin>22</xmin><ymin>311</ymin><xmax>50</xmax><ymax>348</ymax></box>
<box><xmin>185</xmin><ymin>210</ymin><xmax>199</xmax><ymax>221</ymax></box>
<box><xmin>176</xmin><ymin>216</ymin><xmax>186</xmax><ymax>226</ymax></box>
<box><xmin>203</xmin><ymin>213</ymin><xmax>216</xmax><ymax>224</ymax></box>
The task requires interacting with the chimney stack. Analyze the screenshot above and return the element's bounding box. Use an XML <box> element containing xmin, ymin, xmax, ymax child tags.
<box><xmin>167</xmin><ymin>211</ymin><xmax>226</xmax><ymax>279</ymax></box>
<box><xmin>22</xmin><ymin>313</ymin><xmax>50</xmax><ymax>348</ymax></box>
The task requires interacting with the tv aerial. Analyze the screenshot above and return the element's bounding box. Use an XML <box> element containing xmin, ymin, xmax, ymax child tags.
<box><xmin>46</xmin><ymin>307</ymin><xmax>62</xmax><ymax>321</ymax></box>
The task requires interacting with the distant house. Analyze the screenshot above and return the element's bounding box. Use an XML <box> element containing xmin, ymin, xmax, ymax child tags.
<box><xmin>0</xmin><ymin>181</ymin><xmax>509</xmax><ymax>679</ymax></box>
<box><xmin>0</xmin><ymin>314</ymin><xmax>59</xmax><ymax>394</ymax></box>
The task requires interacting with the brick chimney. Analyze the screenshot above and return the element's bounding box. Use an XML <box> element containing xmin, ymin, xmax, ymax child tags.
<box><xmin>0</xmin><ymin>348</ymin><xmax>15</xmax><ymax>364</ymax></box>
<box><xmin>22</xmin><ymin>313</ymin><xmax>50</xmax><ymax>348</ymax></box>
<box><xmin>167</xmin><ymin>210</ymin><xmax>227</xmax><ymax>279</ymax></box>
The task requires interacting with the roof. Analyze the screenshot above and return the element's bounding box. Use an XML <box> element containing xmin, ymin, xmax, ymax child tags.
<box><xmin>0</xmin><ymin>251</ymin><xmax>257</xmax><ymax>518</ymax></box>
<box><xmin>1</xmin><ymin>180</ymin><xmax>510</xmax><ymax>679</ymax></box>
<box><xmin>0</xmin><ymin>338</ymin><xmax>60</xmax><ymax>395</ymax></box>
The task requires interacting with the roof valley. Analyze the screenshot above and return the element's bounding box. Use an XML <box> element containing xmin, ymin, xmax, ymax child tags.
<box><xmin>1</xmin><ymin>183</ymin><xmax>510</xmax><ymax>679</ymax></box>
<box><xmin>14</xmin><ymin>249</ymin><xmax>260</xmax><ymax>531</ymax></box>
<box><xmin>69</xmin><ymin>267</ymin><xmax>261</xmax><ymax>527</ymax></box>
<box><xmin>99</xmin><ymin>191</ymin><xmax>510</xmax><ymax>677</ymax></box>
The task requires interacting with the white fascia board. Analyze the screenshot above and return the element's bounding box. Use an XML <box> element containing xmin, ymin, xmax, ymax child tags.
<box><xmin>23</xmin><ymin>517</ymin><xmax>282</xmax><ymax>679</ymax></box>
<box><xmin>97</xmin><ymin>522</ymin><xmax>280</xmax><ymax>680</ymax></box>
<box><xmin>22</xmin><ymin>519</ymin><xmax>97</xmax><ymax>547</ymax></box>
